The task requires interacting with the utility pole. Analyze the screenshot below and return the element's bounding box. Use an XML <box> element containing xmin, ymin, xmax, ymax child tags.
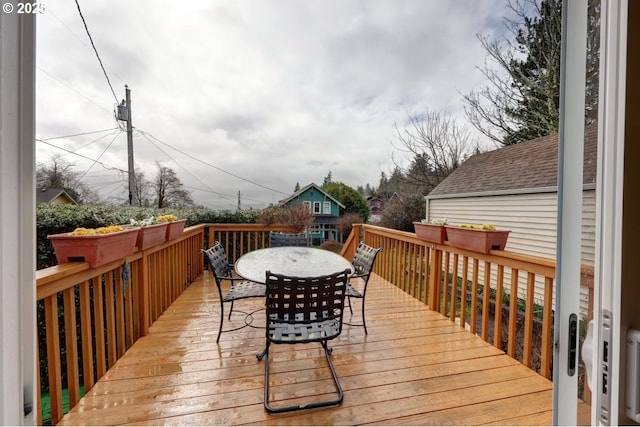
<box><xmin>125</xmin><ymin>85</ymin><xmax>134</xmax><ymax>206</ymax></box>
<box><xmin>237</xmin><ymin>190</ymin><xmax>241</xmax><ymax>210</ymax></box>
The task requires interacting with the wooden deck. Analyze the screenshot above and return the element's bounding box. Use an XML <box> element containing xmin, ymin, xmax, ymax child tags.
<box><xmin>58</xmin><ymin>271</ymin><xmax>583</xmax><ymax>426</ymax></box>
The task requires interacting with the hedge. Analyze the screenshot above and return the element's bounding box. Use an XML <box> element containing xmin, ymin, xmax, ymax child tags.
<box><xmin>36</xmin><ymin>204</ymin><xmax>259</xmax><ymax>269</ymax></box>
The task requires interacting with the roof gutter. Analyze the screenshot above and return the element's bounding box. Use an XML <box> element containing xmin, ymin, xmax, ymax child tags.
<box><xmin>424</xmin><ymin>183</ymin><xmax>596</xmax><ymax>202</ymax></box>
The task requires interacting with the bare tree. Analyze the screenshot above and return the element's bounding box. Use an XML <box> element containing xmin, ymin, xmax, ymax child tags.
<box><xmin>131</xmin><ymin>167</ymin><xmax>153</xmax><ymax>207</ymax></box>
<box><xmin>391</xmin><ymin>110</ymin><xmax>477</xmax><ymax>195</ymax></box>
<box><xmin>152</xmin><ymin>162</ymin><xmax>193</xmax><ymax>208</ymax></box>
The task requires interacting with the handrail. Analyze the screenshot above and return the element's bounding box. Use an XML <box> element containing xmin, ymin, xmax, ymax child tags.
<box><xmin>351</xmin><ymin>223</ymin><xmax>594</xmax><ymax>383</ymax></box>
<box><xmin>35</xmin><ymin>223</ymin><xmax>294</xmax><ymax>425</ymax></box>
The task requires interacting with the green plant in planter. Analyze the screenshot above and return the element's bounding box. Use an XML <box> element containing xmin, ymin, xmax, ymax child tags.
<box><xmin>421</xmin><ymin>218</ymin><xmax>448</xmax><ymax>226</ymax></box>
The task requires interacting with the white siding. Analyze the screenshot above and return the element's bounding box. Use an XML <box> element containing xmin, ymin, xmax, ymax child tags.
<box><xmin>428</xmin><ymin>190</ymin><xmax>595</xmax><ymax>318</ymax></box>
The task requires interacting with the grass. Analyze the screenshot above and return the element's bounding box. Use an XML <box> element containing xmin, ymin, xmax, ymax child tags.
<box><xmin>40</xmin><ymin>385</ymin><xmax>85</xmax><ymax>426</ymax></box>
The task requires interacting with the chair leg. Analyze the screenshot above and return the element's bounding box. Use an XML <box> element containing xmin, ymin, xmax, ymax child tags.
<box><xmin>216</xmin><ymin>301</ymin><xmax>224</xmax><ymax>343</ymax></box>
<box><xmin>347</xmin><ymin>295</ymin><xmax>353</xmax><ymax>314</ymax></box>
<box><xmin>256</xmin><ymin>343</ymin><xmax>268</xmax><ymax>361</ymax></box>
<box><xmin>361</xmin><ymin>296</ymin><xmax>367</xmax><ymax>335</ymax></box>
<box><xmin>228</xmin><ymin>300</ymin><xmax>234</xmax><ymax>320</ymax></box>
<box><xmin>343</xmin><ymin>297</ymin><xmax>367</xmax><ymax>334</ymax></box>
<box><xmin>262</xmin><ymin>341</ymin><xmax>343</xmax><ymax>413</ymax></box>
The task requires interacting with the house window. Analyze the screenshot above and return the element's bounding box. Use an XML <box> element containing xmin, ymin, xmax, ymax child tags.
<box><xmin>303</xmin><ymin>201</ymin><xmax>311</xmax><ymax>211</ymax></box>
<box><xmin>323</xmin><ymin>201</ymin><xmax>331</xmax><ymax>214</ymax></box>
<box><xmin>313</xmin><ymin>202</ymin><xmax>321</xmax><ymax>214</ymax></box>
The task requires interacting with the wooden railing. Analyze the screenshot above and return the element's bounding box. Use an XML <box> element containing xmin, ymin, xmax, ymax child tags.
<box><xmin>38</xmin><ymin>222</ymin><xmax>593</xmax><ymax>424</ymax></box>
<box><xmin>35</xmin><ymin>223</ymin><xmax>294</xmax><ymax>425</ymax></box>
<box><xmin>342</xmin><ymin>224</ymin><xmax>594</xmax><ymax>384</ymax></box>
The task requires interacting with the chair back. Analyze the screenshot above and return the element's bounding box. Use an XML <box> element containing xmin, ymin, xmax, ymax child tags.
<box><xmin>265</xmin><ymin>269</ymin><xmax>349</xmax><ymax>342</ymax></box>
<box><xmin>269</xmin><ymin>231</ymin><xmax>308</xmax><ymax>247</ymax></box>
<box><xmin>202</xmin><ymin>241</ymin><xmax>233</xmax><ymax>284</ymax></box>
<box><xmin>352</xmin><ymin>241</ymin><xmax>382</xmax><ymax>278</ymax></box>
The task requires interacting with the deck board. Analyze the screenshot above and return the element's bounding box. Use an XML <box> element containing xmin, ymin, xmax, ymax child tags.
<box><xmin>59</xmin><ymin>271</ymin><xmax>587</xmax><ymax>426</ymax></box>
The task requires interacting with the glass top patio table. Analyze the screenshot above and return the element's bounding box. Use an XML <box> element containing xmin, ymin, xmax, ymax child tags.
<box><xmin>234</xmin><ymin>247</ymin><xmax>353</xmax><ymax>284</ymax></box>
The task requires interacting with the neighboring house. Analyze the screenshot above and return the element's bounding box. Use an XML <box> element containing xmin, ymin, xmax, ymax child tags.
<box><xmin>279</xmin><ymin>183</ymin><xmax>345</xmax><ymax>244</ymax></box>
<box><xmin>36</xmin><ymin>188</ymin><xmax>77</xmax><ymax>205</ymax></box>
<box><xmin>388</xmin><ymin>192</ymin><xmax>403</xmax><ymax>206</ymax></box>
<box><xmin>424</xmin><ymin>125</ymin><xmax>598</xmax><ymax>315</ymax></box>
<box><xmin>366</xmin><ymin>196</ymin><xmax>385</xmax><ymax>223</ymax></box>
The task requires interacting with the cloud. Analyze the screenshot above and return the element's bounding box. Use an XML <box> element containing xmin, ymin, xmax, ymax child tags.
<box><xmin>36</xmin><ymin>0</ymin><xmax>506</xmax><ymax>209</ymax></box>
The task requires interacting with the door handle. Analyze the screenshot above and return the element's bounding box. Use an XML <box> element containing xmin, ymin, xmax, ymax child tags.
<box><xmin>568</xmin><ymin>313</ymin><xmax>577</xmax><ymax>376</ymax></box>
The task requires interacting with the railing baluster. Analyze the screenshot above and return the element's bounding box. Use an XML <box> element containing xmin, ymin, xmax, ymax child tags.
<box><xmin>523</xmin><ymin>272</ymin><xmax>536</xmax><ymax>367</ymax></box>
<box><xmin>508</xmin><ymin>268</ymin><xmax>519</xmax><ymax>358</ymax></box>
<box><xmin>443</xmin><ymin>251</ymin><xmax>451</xmax><ymax>316</ymax></box>
<box><xmin>115</xmin><ymin>265</ymin><xmax>126</xmax><ymax>358</ymax></box>
<box><xmin>541</xmin><ymin>276</ymin><xmax>554</xmax><ymax>378</ymax></box>
<box><xmin>63</xmin><ymin>287</ymin><xmax>80</xmax><ymax>406</ymax></box>
<box><xmin>428</xmin><ymin>247</ymin><xmax>442</xmax><ymax>311</ymax></box>
<box><xmin>481</xmin><ymin>261</ymin><xmax>491</xmax><ymax>341</ymax></box>
<box><xmin>460</xmin><ymin>256</ymin><xmax>469</xmax><ymax>329</ymax></box>
<box><xmin>104</xmin><ymin>271</ymin><xmax>117</xmax><ymax>369</ymax></box>
<box><xmin>493</xmin><ymin>265</ymin><xmax>505</xmax><ymax>348</ymax></box>
<box><xmin>79</xmin><ymin>280</ymin><xmax>95</xmax><ymax>391</ymax></box>
<box><xmin>44</xmin><ymin>295</ymin><xmax>62</xmax><ymax>424</ymax></box>
<box><xmin>470</xmin><ymin>259</ymin><xmax>479</xmax><ymax>335</ymax></box>
<box><xmin>92</xmin><ymin>274</ymin><xmax>107</xmax><ymax>378</ymax></box>
<box><xmin>450</xmin><ymin>253</ymin><xmax>459</xmax><ymax>322</ymax></box>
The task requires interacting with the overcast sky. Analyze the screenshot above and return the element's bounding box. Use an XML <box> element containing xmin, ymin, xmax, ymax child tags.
<box><xmin>35</xmin><ymin>0</ymin><xmax>507</xmax><ymax>210</ymax></box>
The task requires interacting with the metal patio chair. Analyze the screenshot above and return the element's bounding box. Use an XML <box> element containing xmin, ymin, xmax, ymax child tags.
<box><xmin>344</xmin><ymin>241</ymin><xmax>382</xmax><ymax>334</ymax></box>
<box><xmin>256</xmin><ymin>269</ymin><xmax>350</xmax><ymax>413</ymax></box>
<box><xmin>201</xmin><ymin>242</ymin><xmax>265</xmax><ymax>343</ymax></box>
<box><xmin>269</xmin><ymin>231</ymin><xmax>308</xmax><ymax>247</ymax></box>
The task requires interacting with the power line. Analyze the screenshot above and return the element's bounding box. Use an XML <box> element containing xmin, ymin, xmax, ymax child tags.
<box><xmin>73</xmin><ymin>0</ymin><xmax>119</xmax><ymax>103</ymax></box>
<box><xmin>36</xmin><ymin>139</ymin><xmax>128</xmax><ymax>174</ymax></box>
<box><xmin>137</xmin><ymin>129</ymin><xmax>289</xmax><ymax>196</ymax></box>
<box><xmin>77</xmin><ymin>131</ymin><xmax>122</xmax><ymax>180</ymax></box>
<box><xmin>137</xmin><ymin>131</ymin><xmax>269</xmax><ymax>206</ymax></box>
<box><xmin>184</xmin><ymin>185</ymin><xmax>272</xmax><ymax>205</ymax></box>
<box><xmin>37</xmin><ymin>129</ymin><xmax>121</xmax><ymax>165</ymax></box>
<box><xmin>37</xmin><ymin>66</ymin><xmax>114</xmax><ymax>114</ymax></box>
<box><xmin>47</xmin><ymin>7</ymin><xmax>127</xmax><ymax>86</ymax></box>
<box><xmin>38</xmin><ymin>127</ymin><xmax>119</xmax><ymax>141</ymax></box>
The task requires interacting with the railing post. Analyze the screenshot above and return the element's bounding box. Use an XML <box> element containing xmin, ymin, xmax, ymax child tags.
<box><xmin>139</xmin><ymin>254</ymin><xmax>150</xmax><ymax>336</ymax></box>
<box><xmin>428</xmin><ymin>246</ymin><xmax>442</xmax><ymax>311</ymax></box>
<box><xmin>353</xmin><ymin>223</ymin><xmax>362</xmax><ymax>242</ymax></box>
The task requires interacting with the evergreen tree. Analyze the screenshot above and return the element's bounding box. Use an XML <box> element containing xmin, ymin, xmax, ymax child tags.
<box><xmin>463</xmin><ymin>0</ymin><xmax>600</xmax><ymax>145</ymax></box>
<box><xmin>321</xmin><ymin>171</ymin><xmax>333</xmax><ymax>188</ymax></box>
<box><xmin>323</xmin><ymin>181</ymin><xmax>370</xmax><ymax>222</ymax></box>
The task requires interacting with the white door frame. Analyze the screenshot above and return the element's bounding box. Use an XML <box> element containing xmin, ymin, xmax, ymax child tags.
<box><xmin>0</xmin><ymin>5</ymin><xmax>37</xmax><ymax>425</ymax></box>
<box><xmin>554</xmin><ymin>0</ymin><xmax>588</xmax><ymax>424</ymax></box>
<box><xmin>591</xmin><ymin>0</ymin><xmax>628</xmax><ymax>424</ymax></box>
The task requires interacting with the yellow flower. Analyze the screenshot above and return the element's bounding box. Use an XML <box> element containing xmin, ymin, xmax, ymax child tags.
<box><xmin>70</xmin><ymin>227</ymin><xmax>96</xmax><ymax>236</ymax></box>
<box><xmin>70</xmin><ymin>225</ymin><xmax>123</xmax><ymax>236</ymax></box>
<box><xmin>458</xmin><ymin>223</ymin><xmax>495</xmax><ymax>230</ymax></box>
<box><xmin>156</xmin><ymin>214</ymin><xmax>179</xmax><ymax>223</ymax></box>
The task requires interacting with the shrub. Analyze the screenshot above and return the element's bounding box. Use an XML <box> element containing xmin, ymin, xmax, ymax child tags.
<box><xmin>337</xmin><ymin>213</ymin><xmax>363</xmax><ymax>239</ymax></box>
<box><xmin>378</xmin><ymin>195</ymin><xmax>425</xmax><ymax>232</ymax></box>
<box><xmin>320</xmin><ymin>239</ymin><xmax>343</xmax><ymax>253</ymax></box>
<box><xmin>255</xmin><ymin>203</ymin><xmax>313</xmax><ymax>233</ymax></box>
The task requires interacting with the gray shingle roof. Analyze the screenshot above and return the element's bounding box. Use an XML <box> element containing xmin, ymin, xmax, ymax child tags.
<box><xmin>429</xmin><ymin>125</ymin><xmax>598</xmax><ymax>197</ymax></box>
<box><xmin>36</xmin><ymin>188</ymin><xmax>77</xmax><ymax>204</ymax></box>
